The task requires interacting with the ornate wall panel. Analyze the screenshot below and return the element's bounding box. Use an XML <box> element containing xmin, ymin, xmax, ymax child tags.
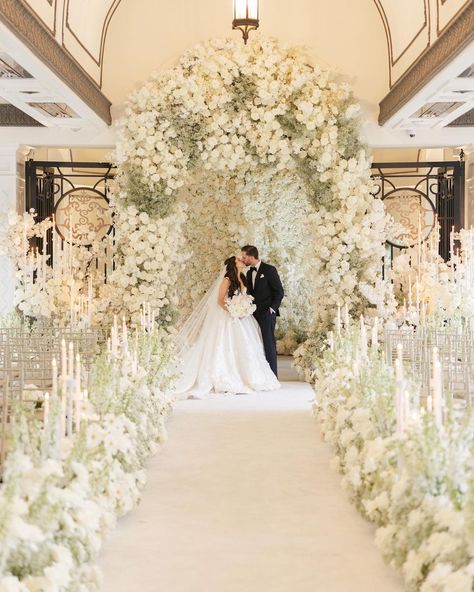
<box><xmin>374</xmin><ymin>0</ymin><xmax>430</xmax><ymax>87</ymax></box>
<box><xmin>21</xmin><ymin>0</ymin><xmax>57</xmax><ymax>35</ymax></box>
<box><xmin>437</xmin><ymin>0</ymin><xmax>472</xmax><ymax>34</ymax></box>
<box><xmin>6</xmin><ymin>0</ymin><xmax>121</xmax><ymax>89</ymax></box>
<box><xmin>62</xmin><ymin>0</ymin><xmax>121</xmax><ymax>86</ymax></box>
<box><xmin>375</xmin><ymin>0</ymin><xmax>473</xmax><ymax>89</ymax></box>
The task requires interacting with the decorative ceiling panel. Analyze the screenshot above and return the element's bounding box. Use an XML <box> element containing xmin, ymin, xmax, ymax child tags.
<box><xmin>28</xmin><ymin>101</ymin><xmax>78</xmax><ymax>118</ymax></box>
<box><xmin>448</xmin><ymin>107</ymin><xmax>474</xmax><ymax>126</ymax></box>
<box><xmin>0</xmin><ymin>103</ymin><xmax>43</xmax><ymax>126</ymax></box>
<box><xmin>0</xmin><ymin>51</ymin><xmax>32</xmax><ymax>78</ymax></box>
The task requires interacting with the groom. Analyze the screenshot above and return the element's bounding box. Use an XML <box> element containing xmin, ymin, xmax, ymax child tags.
<box><xmin>241</xmin><ymin>245</ymin><xmax>284</xmax><ymax>377</ymax></box>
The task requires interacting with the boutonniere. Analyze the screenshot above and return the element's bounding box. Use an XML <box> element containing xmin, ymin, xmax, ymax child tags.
<box><xmin>260</xmin><ymin>274</ymin><xmax>265</xmax><ymax>278</ymax></box>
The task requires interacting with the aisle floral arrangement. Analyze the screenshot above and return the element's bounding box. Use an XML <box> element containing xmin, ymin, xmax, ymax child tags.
<box><xmin>295</xmin><ymin>325</ymin><xmax>474</xmax><ymax>592</ymax></box>
<box><xmin>0</xmin><ymin>329</ymin><xmax>176</xmax><ymax>591</ymax></box>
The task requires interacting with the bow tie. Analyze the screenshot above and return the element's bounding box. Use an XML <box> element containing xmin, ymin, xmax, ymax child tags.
<box><xmin>250</xmin><ymin>267</ymin><xmax>258</xmax><ymax>273</ymax></box>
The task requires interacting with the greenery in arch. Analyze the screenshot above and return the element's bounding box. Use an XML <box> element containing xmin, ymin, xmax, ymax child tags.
<box><xmin>112</xmin><ymin>36</ymin><xmax>389</xmax><ymax>351</ymax></box>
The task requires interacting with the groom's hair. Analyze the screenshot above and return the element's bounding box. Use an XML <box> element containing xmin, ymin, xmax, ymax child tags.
<box><xmin>242</xmin><ymin>245</ymin><xmax>259</xmax><ymax>259</ymax></box>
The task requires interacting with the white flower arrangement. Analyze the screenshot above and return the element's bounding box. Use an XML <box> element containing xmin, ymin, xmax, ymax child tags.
<box><xmin>0</xmin><ymin>329</ymin><xmax>176</xmax><ymax>590</ymax></box>
<box><xmin>295</xmin><ymin>326</ymin><xmax>474</xmax><ymax>592</ymax></box>
<box><xmin>0</xmin><ymin>210</ymin><xmax>108</xmax><ymax>326</ymax></box>
<box><xmin>115</xmin><ymin>36</ymin><xmax>390</xmax><ymax>347</ymax></box>
<box><xmin>225</xmin><ymin>292</ymin><xmax>256</xmax><ymax>319</ymax></box>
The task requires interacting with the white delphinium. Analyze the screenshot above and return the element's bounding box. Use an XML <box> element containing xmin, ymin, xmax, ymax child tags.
<box><xmin>304</xmin><ymin>324</ymin><xmax>474</xmax><ymax>592</ymax></box>
<box><xmin>0</xmin><ymin>330</ymin><xmax>174</xmax><ymax>590</ymax></box>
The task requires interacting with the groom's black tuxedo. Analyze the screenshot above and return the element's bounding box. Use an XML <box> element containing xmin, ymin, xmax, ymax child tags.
<box><xmin>246</xmin><ymin>262</ymin><xmax>284</xmax><ymax>377</ymax></box>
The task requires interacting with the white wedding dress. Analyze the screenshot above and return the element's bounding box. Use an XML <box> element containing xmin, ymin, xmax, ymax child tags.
<box><xmin>174</xmin><ymin>270</ymin><xmax>280</xmax><ymax>399</ymax></box>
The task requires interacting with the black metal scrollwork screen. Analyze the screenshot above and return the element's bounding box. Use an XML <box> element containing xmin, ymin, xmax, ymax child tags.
<box><xmin>371</xmin><ymin>160</ymin><xmax>465</xmax><ymax>265</ymax></box>
<box><xmin>25</xmin><ymin>160</ymin><xmax>117</xmax><ymax>279</ymax></box>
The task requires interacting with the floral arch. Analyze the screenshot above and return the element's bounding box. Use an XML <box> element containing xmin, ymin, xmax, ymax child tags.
<box><xmin>110</xmin><ymin>37</ymin><xmax>388</xmax><ymax>348</ymax></box>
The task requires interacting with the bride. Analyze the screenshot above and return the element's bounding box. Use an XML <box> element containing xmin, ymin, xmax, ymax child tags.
<box><xmin>174</xmin><ymin>255</ymin><xmax>281</xmax><ymax>399</ymax></box>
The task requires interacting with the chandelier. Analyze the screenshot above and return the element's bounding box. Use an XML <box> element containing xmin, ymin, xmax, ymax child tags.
<box><xmin>232</xmin><ymin>0</ymin><xmax>259</xmax><ymax>44</ymax></box>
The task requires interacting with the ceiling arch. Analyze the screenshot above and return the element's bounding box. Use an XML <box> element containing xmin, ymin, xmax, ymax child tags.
<box><xmin>101</xmin><ymin>0</ymin><xmax>388</xmax><ymax>119</ymax></box>
<box><xmin>1</xmin><ymin>0</ymin><xmax>472</xmax><ymax>143</ymax></box>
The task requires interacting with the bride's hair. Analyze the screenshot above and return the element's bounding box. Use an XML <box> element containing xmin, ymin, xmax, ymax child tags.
<box><xmin>224</xmin><ymin>256</ymin><xmax>247</xmax><ymax>298</ymax></box>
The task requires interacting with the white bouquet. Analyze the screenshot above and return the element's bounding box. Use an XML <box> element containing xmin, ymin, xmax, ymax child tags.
<box><xmin>225</xmin><ymin>292</ymin><xmax>256</xmax><ymax>319</ymax></box>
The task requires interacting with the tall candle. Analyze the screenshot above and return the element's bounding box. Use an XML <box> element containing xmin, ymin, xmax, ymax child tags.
<box><xmin>43</xmin><ymin>392</ymin><xmax>49</xmax><ymax>425</ymax></box>
<box><xmin>122</xmin><ymin>316</ymin><xmax>128</xmax><ymax>351</ymax></box>
<box><xmin>87</xmin><ymin>276</ymin><xmax>92</xmax><ymax>326</ymax></box>
<box><xmin>360</xmin><ymin>315</ymin><xmax>368</xmax><ymax>360</ymax></box>
<box><xmin>432</xmin><ymin>358</ymin><xmax>443</xmax><ymax>428</ymax></box>
<box><xmin>43</xmin><ymin>392</ymin><xmax>50</xmax><ymax>458</ymax></box>
<box><xmin>67</xmin><ymin>385</ymin><xmax>73</xmax><ymax>437</ymax></box>
<box><xmin>352</xmin><ymin>359</ymin><xmax>359</xmax><ymax>378</ymax></box>
<box><xmin>344</xmin><ymin>304</ymin><xmax>350</xmax><ymax>333</ymax></box>
<box><xmin>51</xmin><ymin>214</ymin><xmax>55</xmax><ymax>280</ymax></box>
<box><xmin>69</xmin><ymin>279</ymin><xmax>75</xmax><ymax>328</ymax></box>
<box><xmin>415</xmin><ymin>281</ymin><xmax>420</xmax><ymax>317</ymax></box>
<box><xmin>42</xmin><ymin>228</ymin><xmax>47</xmax><ymax>279</ymax></box>
<box><xmin>75</xmin><ymin>354</ymin><xmax>81</xmax><ymax>396</ymax></box>
<box><xmin>394</xmin><ymin>359</ymin><xmax>403</xmax><ymax>435</ymax></box>
<box><xmin>60</xmin><ymin>388</ymin><xmax>66</xmax><ymax>439</ymax></box>
<box><xmin>52</xmin><ymin>357</ymin><xmax>58</xmax><ymax>398</ymax></box>
<box><xmin>35</xmin><ymin>248</ymin><xmax>41</xmax><ymax>284</ymax></box>
<box><xmin>69</xmin><ymin>223</ymin><xmax>73</xmax><ymax>275</ymax></box>
<box><xmin>327</xmin><ymin>331</ymin><xmax>334</xmax><ymax>352</ymax></box>
<box><xmin>68</xmin><ymin>342</ymin><xmax>74</xmax><ymax>378</ymax></box>
<box><xmin>75</xmin><ymin>391</ymin><xmax>81</xmax><ymax>432</ymax></box>
<box><xmin>403</xmin><ymin>390</ymin><xmax>410</xmax><ymax>431</ymax></box>
<box><xmin>426</xmin><ymin>394</ymin><xmax>433</xmax><ymax>412</ymax></box>
<box><xmin>23</xmin><ymin>222</ymin><xmax>27</xmax><ymax>272</ymax></box>
<box><xmin>74</xmin><ymin>353</ymin><xmax>81</xmax><ymax>433</ymax></box>
<box><xmin>396</xmin><ymin>342</ymin><xmax>403</xmax><ymax>366</ymax></box>
<box><xmin>371</xmin><ymin>317</ymin><xmax>378</xmax><ymax>351</ymax></box>
<box><xmin>61</xmin><ymin>339</ymin><xmax>67</xmax><ymax>394</ymax></box>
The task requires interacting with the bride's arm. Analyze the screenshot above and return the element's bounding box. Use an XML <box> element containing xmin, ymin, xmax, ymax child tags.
<box><xmin>218</xmin><ymin>277</ymin><xmax>230</xmax><ymax>311</ymax></box>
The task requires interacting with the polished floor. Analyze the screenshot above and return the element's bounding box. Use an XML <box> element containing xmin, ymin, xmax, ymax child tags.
<box><xmin>99</xmin><ymin>359</ymin><xmax>403</xmax><ymax>592</ymax></box>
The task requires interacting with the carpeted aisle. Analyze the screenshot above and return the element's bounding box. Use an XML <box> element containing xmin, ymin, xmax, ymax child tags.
<box><xmin>99</xmin><ymin>360</ymin><xmax>403</xmax><ymax>592</ymax></box>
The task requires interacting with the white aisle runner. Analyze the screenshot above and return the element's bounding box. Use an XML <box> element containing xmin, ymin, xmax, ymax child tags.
<box><xmin>100</xmin><ymin>363</ymin><xmax>403</xmax><ymax>592</ymax></box>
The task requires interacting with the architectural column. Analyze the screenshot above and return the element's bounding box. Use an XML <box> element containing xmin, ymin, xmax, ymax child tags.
<box><xmin>463</xmin><ymin>146</ymin><xmax>474</xmax><ymax>229</ymax></box>
<box><xmin>0</xmin><ymin>144</ymin><xmax>31</xmax><ymax>315</ymax></box>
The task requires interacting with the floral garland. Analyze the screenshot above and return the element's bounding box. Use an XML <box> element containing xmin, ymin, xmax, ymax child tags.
<box><xmin>295</xmin><ymin>329</ymin><xmax>474</xmax><ymax>591</ymax></box>
<box><xmin>114</xmin><ymin>36</ymin><xmax>389</xmax><ymax>343</ymax></box>
<box><xmin>0</xmin><ymin>330</ymin><xmax>175</xmax><ymax>591</ymax></box>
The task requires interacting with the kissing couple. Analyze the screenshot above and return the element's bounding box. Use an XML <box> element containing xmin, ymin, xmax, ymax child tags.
<box><xmin>174</xmin><ymin>245</ymin><xmax>284</xmax><ymax>399</ymax></box>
